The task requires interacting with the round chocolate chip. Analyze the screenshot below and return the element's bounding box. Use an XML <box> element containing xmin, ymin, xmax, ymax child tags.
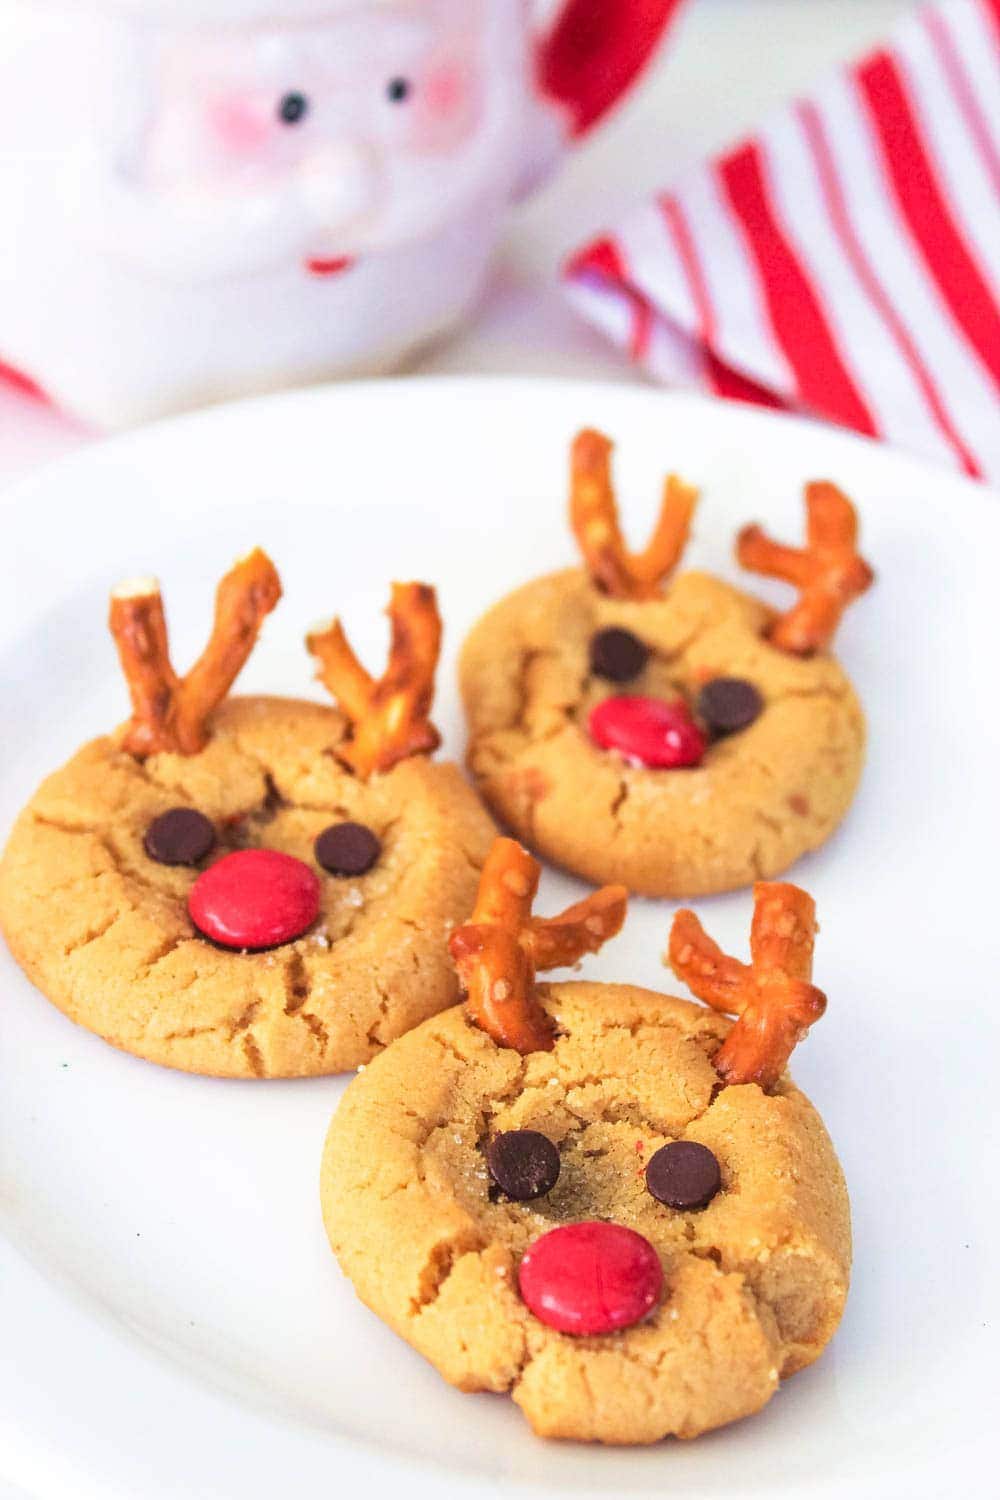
<box><xmin>645</xmin><ymin>1140</ymin><xmax>721</xmax><ymax>1211</ymax></box>
<box><xmin>589</xmin><ymin>627</ymin><xmax>650</xmax><ymax>684</ymax></box>
<box><xmin>697</xmin><ymin>677</ymin><xmax>763</xmax><ymax>736</ymax></box>
<box><xmin>486</xmin><ymin>1130</ymin><xmax>560</xmax><ymax>1201</ymax></box>
<box><xmin>314</xmin><ymin>821</ymin><xmax>381</xmax><ymax>877</ymax></box>
<box><xmin>143</xmin><ymin>807</ymin><xmax>215</xmax><ymax>867</ymax></box>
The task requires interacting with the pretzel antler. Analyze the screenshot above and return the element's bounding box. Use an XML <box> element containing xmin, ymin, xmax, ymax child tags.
<box><xmin>666</xmin><ymin>883</ymin><xmax>826</xmax><ymax>1090</ymax></box>
<box><xmin>737</xmin><ymin>482</ymin><xmax>874</xmax><ymax>655</ymax></box>
<box><xmin>449</xmin><ymin>838</ymin><xmax>627</xmax><ymax>1054</ymax></box>
<box><xmin>109</xmin><ymin>548</ymin><xmax>281</xmax><ymax>758</ymax></box>
<box><xmin>570</xmin><ymin>428</ymin><xmax>697</xmax><ymax>600</ymax></box>
<box><xmin>307</xmin><ymin>582</ymin><xmax>442</xmax><ymax>779</ymax></box>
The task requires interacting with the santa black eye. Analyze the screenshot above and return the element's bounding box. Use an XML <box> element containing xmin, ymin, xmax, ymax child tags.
<box><xmin>278</xmin><ymin>92</ymin><xmax>309</xmax><ymax>125</ymax></box>
<box><xmin>386</xmin><ymin>77</ymin><xmax>411</xmax><ymax>104</ymax></box>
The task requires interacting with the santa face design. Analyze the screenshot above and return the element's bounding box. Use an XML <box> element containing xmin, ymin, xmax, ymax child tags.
<box><xmin>0</xmin><ymin>0</ymin><xmax>531</xmax><ymax>424</ymax></box>
<box><xmin>141</xmin><ymin>1</ymin><xmax>523</xmax><ymax>276</ymax></box>
<box><xmin>0</xmin><ymin>0</ymin><xmax>681</xmax><ymax>425</ymax></box>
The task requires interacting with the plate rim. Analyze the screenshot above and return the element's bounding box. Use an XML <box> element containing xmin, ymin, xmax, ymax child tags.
<box><xmin>1</xmin><ymin>374</ymin><xmax>996</xmax><ymax>1500</ymax></box>
<box><xmin>1</xmin><ymin>373</ymin><xmax>997</xmax><ymax>520</ymax></box>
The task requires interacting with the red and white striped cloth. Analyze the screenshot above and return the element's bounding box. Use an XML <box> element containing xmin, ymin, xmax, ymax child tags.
<box><xmin>564</xmin><ymin>0</ymin><xmax>1000</xmax><ymax>482</ymax></box>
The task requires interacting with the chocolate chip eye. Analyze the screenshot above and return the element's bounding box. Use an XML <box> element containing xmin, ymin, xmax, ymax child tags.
<box><xmin>386</xmin><ymin>76</ymin><xmax>411</xmax><ymax>103</ymax></box>
<box><xmin>487</xmin><ymin>1130</ymin><xmax>560</xmax><ymax>1201</ymax></box>
<box><xmin>589</xmin><ymin>626</ymin><xmax>650</xmax><ymax>683</ymax></box>
<box><xmin>645</xmin><ymin>1140</ymin><xmax>721</xmax><ymax>1210</ymax></box>
<box><xmin>143</xmin><ymin>808</ymin><xmax>215</xmax><ymax>867</ymax></box>
<box><xmin>696</xmin><ymin>677</ymin><xmax>763</xmax><ymax>736</ymax></box>
<box><xmin>314</xmin><ymin>821</ymin><xmax>381</xmax><ymax>877</ymax></box>
<box><xmin>278</xmin><ymin>91</ymin><xmax>309</xmax><ymax>125</ymax></box>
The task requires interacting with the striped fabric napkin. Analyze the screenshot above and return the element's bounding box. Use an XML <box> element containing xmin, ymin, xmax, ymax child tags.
<box><xmin>564</xmin><ymin>0</ymin><xmax>1000</xmax><ymax>482</ymax></box>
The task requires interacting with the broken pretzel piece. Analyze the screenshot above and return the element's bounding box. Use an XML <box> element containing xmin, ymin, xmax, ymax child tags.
<box><xmin>571</xmin><ymin>428</ymin><xmax>697</xmax><ymax>600</ymax></box>
<box><xmin>666</xmin><ymin>882</ymin><xmax>826</xmax><ymax>1090</ymax></box>
<box><xmin>308</xmin><ymin>582</ymin><xmax>442</xmax><ymax>779</ymax></box>
<box><xmin>449</xmin><ymin>837</ymin><xmax>627</xmax><ymax>1054</ymax></box>
<box><xmin>737</xmin><ymin>481</ymin><xmax>874</xmax><ymax>655</ymax></box>
<box><xmin>109</xmin><ymin>547</ymin><xmax>281</xmax><ymax>758</ymax></box>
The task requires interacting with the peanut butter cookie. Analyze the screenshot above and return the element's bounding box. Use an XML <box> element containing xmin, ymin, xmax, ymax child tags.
<box><xmin>0</xmin><ymin>559</ymin><xmax>495</xmax><ymax>1077</ymax></box>
<box><xmin>460</xmin><ymin>429</ymin><xmax>873</xmax><ymax>897</ymax></box>
<box><xmin>322</xmin><ymin>840</ymin><xmax>850</xmax><ymax>1444</ymax></box>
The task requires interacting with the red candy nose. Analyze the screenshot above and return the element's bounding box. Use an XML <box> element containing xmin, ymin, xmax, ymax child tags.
<box><xmin>188</xmin><ymin>849</ymin><xmax>321</xmax><ymax>950</ymax></box>
<box><xmin>518</xmin><ymin>1221</ymin><xmax>663</xmax><ymax>1335</ymax></box>
<box><xmin>589</xmin><ymin>695</ymin><xmax>706</xmax><ymax>769</ymax></box>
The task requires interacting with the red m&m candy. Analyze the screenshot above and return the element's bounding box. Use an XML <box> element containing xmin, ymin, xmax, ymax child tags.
<box><xmin>188</xmin><ymin>849</ymin><xmax>320</xmax><ymax>950</ymax></box>
<box><xmin>518</xmin><ymin>1221</ymin><xmax>663</xmax><ymax>1335</ymax></box>
<box><xmin>589</xmin><ymin>695</ymin><xmax>706</xmax><ymax>769</ymax></box>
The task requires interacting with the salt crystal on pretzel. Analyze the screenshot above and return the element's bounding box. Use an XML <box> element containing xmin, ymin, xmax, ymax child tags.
<box><xmin>737</xmin><ymin>481</ymin><xmax>874</xmax><ymax>656</ymax></box>
<box><xmin>570</xmin><ymin>428</ymin><xmax>698</xmax><ymax>600</ymax></box>
<box><xmin>109</xmin><ymin>547</ymin><xmax>281</xmax><ymax>758</ymax></box>
<box><xmin>450</xmin><ymin>837</ymin><xmax>627</xmax><ymax>1053</ymax></box>
<box><xmin>307</xmin><ymin>581</ymin><xmax>442</xmax><ymax>779</ymax></box>
<box><xmin>666</xmin><ymin>882</ymin><xmax>827</xmax><ymax>1090</ymax></box>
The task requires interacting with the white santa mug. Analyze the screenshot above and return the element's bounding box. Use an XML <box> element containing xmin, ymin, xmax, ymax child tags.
<box><xmin>0</xmin><ymin>0</ymin><xmax>682</xmax><ymax>427</ymax></box>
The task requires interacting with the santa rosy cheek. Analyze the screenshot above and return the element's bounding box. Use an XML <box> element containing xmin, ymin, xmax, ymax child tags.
<box><xmin>409</xmin><ymin>61</ymin><xmax>479</xmax><ymax>152</ymax></box>
<box><xmin>208</xmin><ymin>96</ymin><xmax>274</xmax><ymax>154</ymax></box>
<box><xmin>426</xmin><ymin>63</ymin><xmax>466</xmax><ymax>115</ymax></box>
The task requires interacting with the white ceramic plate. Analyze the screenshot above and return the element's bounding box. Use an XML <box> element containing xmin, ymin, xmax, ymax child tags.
<box><xmin>1</xmin><ymin>378</ymin><xmax>995</xmax><ymax>1500</ymax></box>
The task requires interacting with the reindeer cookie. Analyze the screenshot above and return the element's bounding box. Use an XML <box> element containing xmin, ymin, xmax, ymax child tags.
<box><xmin>0</xmin><ymin>557</ymin><xmax>495</xmax><ymax>1077</ymax></box>
<box><xmin>322</xmin><ymin>838</ymin><xmax>850</xmax><ymax>1444</ymax></box>
<box><xmin>460</xmin><ymin>429</ymin><xmax>873</xmax><ymax>897</ymax></box>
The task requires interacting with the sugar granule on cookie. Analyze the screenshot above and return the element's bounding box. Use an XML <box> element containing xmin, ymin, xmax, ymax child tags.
<box><xmin>321</xmin><ymin>840</ymin><xmax>850</xmax><ymax>1444</ymax></box>
<box><xmin>459</xmin><ymin>428</ymin><xmax>874</xmax><ymax>896</ymax></box>
<box><xmin>0</xmin><ymin>568</ymin><xmax>495</xmax><ymax>1077</ymax></box>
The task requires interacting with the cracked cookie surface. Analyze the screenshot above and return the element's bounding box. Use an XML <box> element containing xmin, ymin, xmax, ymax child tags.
<box><xmin>321</xmin><ymin>982</ymin><xmax>851</xmax><ymax>1444</ymax></box>
<box><xmin>460</xmin><ymin>569</ymin><xmax>866</xmax><ymax>896</ymax></box>
<box><xmin>0</xmin><ymin>696</ymin><xmax>496</xmax><ymax>1077</ymax></box>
